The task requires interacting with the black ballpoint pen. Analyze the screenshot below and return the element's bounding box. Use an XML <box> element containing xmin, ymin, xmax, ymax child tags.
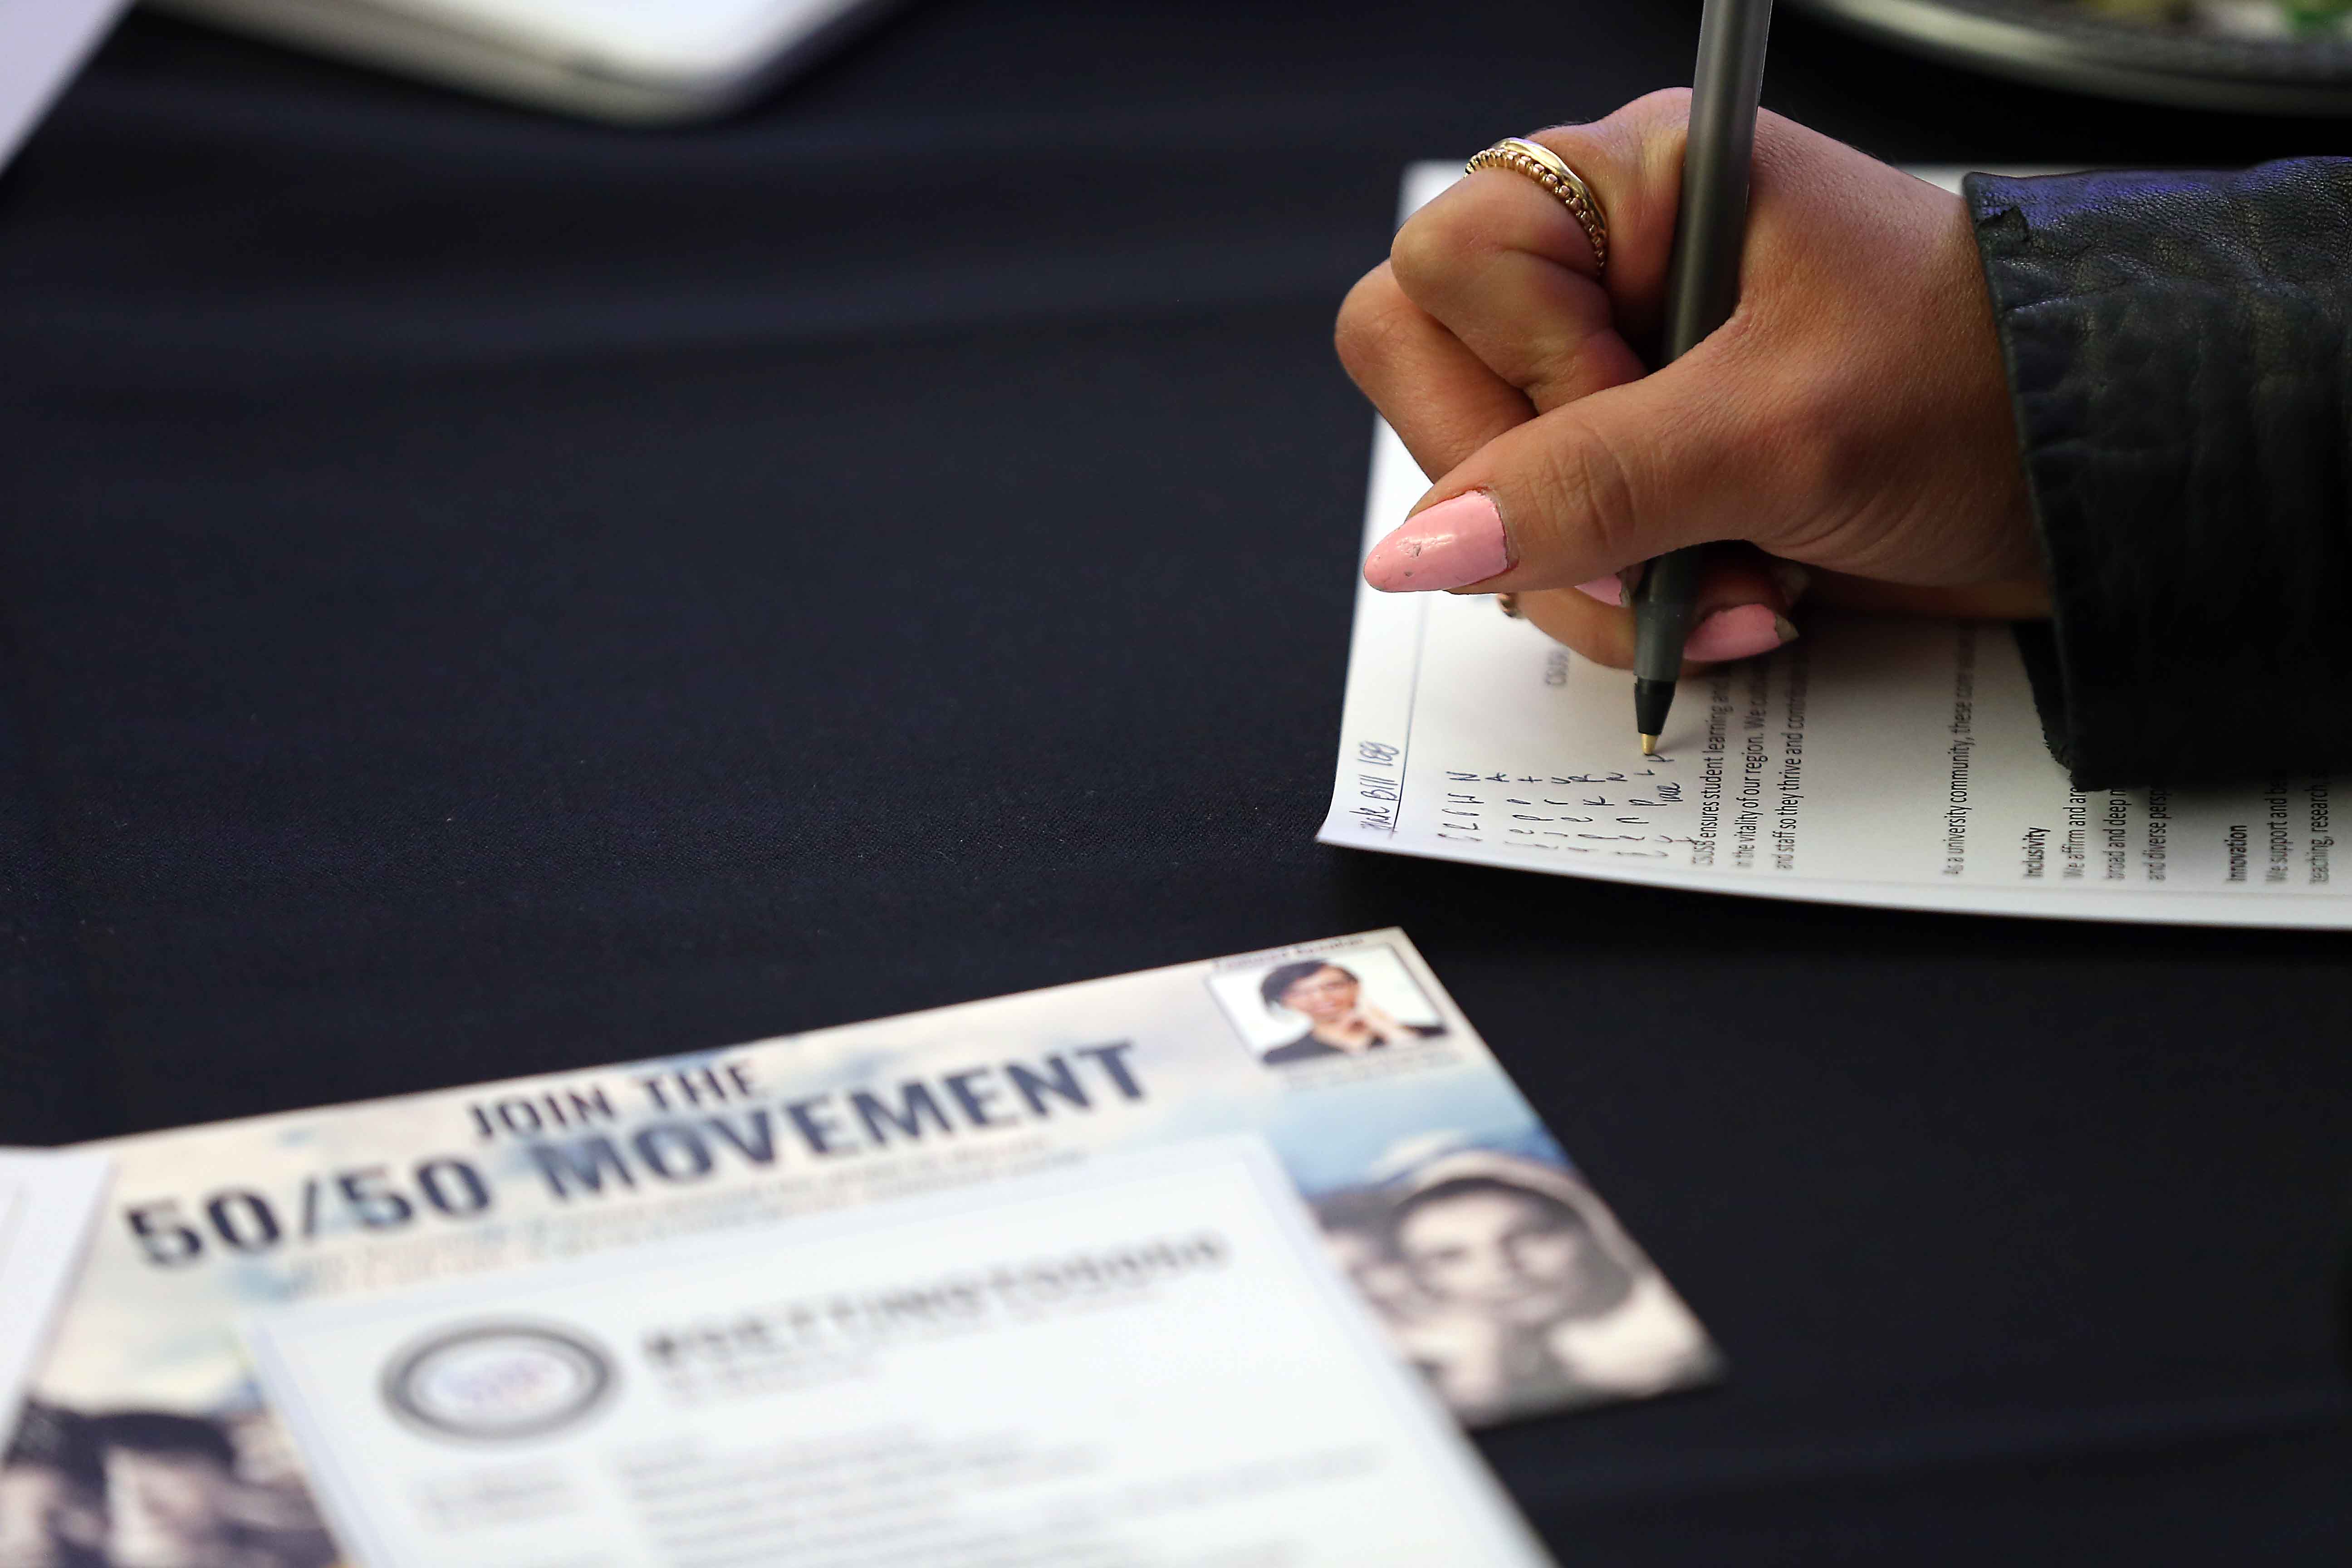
<box><xmin>1632</xmin><ymin>0</ymin><xmax>1776</xmax><ymax>755</ymax></box>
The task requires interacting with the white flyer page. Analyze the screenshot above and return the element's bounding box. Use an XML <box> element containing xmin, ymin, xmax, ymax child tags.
<box><xmin>244</xmin><ymin>1137</ymin><xmax>1554</xmax><ymax>1568</ymax></box>
<box><xmin>1322</xmin><ymin>167</ymin><xmax>2351</xmax><ymax>929</ymax></box>
<box><xmin>0</xmin><ymin>1150</ymin><xmax>110</xmax><ymax>1443</ymax></box>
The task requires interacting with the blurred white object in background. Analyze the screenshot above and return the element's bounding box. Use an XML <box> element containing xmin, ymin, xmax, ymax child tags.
<box><xmin>145</xmin><ymin>0</ymin><xmax>909</xmax><ymax>121</ymax></box>
<box><xmin>0</xmin><ymin>0</ymin><xmax>132</xmax><ymax>171</ymax></box>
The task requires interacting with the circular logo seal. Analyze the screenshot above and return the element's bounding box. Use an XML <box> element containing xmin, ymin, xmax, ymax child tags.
<box><xmin>381</xmin><ymin>1322</ymin><xmax>616</xmax><ymax>1442</ymax></box>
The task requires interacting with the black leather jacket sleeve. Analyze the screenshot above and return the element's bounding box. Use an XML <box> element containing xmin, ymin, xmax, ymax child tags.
<box><xmin>1964</xmin><ymin>161</ymin><xmax>2352</xmax><ymax>790</ymax></box>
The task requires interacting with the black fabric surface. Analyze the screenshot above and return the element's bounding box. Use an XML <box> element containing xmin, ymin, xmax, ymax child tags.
<box><xmin>1969</xmin><ymin>161</ymin><xmax>2352</xmax><ymax>791</ymax></box>
<box><xmin>1</xmin><ymin>3</ymin><xmax>2348</xmax><ymax>1561</ymax></box>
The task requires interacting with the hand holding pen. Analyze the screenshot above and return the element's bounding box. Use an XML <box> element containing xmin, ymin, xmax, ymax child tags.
<box><xmin>1337</xmin><ymin>93</ymin><xmax>2048</xmax><ymax>734</ymax></box>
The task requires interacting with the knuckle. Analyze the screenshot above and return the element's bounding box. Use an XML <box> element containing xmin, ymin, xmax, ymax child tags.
<box><xmin>1524</xmin><ymin>92</ymin><xmax>1692</xmax><ymax>269</ymax></box>
<box><xmin>1532</xmin><ymin>89</ymin><xmax>1688</xmax><ymax>158</ymax></box>
<box><xmin>1523</xmin><ymin>122</ymin><xmax>1596</xmax><ymax>166</ymax></box>
<box><xmin>1626</xmin><ymin>86</ymin><xmax>1694</xmax><ymax>125</ymax></box>
<box><xmin>1387</xmin><ymin>206</ymin><xmax>1469</xmax><ymax>301</ymax></box>
<box><xmin>1333</xmin><ymin>265</ymin><xmax>1411</xmax><ymax>375</ymax></box>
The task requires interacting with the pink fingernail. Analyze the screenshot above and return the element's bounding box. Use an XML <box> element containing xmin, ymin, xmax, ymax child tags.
<box><xmin>1575</xmin><ymin>576</ymin><xmax>1625</xmax><ymax>608</ymax></box>
<box><xmin>1363</xmin><ymin>491</ymin><xmax>1509</xmax><ymax>593</ymax></box>
<box><xmin>1682</xmin><ymin>604</ymin><xmax>1798</xmax><ymax>663</ymax></box>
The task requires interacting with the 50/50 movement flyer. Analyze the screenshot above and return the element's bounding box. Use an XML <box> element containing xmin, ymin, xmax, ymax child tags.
<box><xmin>1</xmin><ymin>931</ymin><xmax>1719</xmax><ymax>1568</ymax></box>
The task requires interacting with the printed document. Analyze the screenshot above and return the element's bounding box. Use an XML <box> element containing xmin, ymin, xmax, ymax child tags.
<box><xmin>245</xmin><ymin>1138</ymin><xmax>1556</xmax><ymax>1568</ymax></box>
<box><xmin>1322</xmin><ymin>167</ymin><xmax>2352</xmax><ymax>928</ymax></box>
<box><xmin>0</xmin><ymin>1150</ymin><xmax>109</xmax><ymax>1443</ymax></box>
<box><xmin>4</xmin><ymin>932</ymin><xmax>1715</xmax><ymax>1567</ymax></box>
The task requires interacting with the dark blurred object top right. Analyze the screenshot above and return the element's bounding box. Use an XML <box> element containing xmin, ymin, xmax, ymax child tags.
<box><xmin>1789</xmin><ymin>0</ymin><xmax>2352</xmax><ymax>110</ymax></box>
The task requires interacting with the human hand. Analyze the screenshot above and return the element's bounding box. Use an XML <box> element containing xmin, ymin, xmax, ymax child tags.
<box><xmin>1334</xmin><ymin>92</ymin><xmax>2046</xmax><ymax>671</ymax></box>
<box><xmin>1352</xmin><ymin>1000</ymin><xmax>1409</xmax><ymax>1044</ymax></box>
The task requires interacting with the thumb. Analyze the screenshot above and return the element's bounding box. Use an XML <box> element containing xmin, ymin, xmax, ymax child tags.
<box><xmin>1361</xmin><ymin>363</ymin><xmax>1736</xmax><ymax>595</ymax></box>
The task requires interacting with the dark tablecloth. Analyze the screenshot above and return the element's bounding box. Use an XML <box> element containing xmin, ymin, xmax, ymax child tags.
<box><xmin>2</xmin><ymin>2</ymin><xmax>2347</xmax><ymax>1561</ymax></box>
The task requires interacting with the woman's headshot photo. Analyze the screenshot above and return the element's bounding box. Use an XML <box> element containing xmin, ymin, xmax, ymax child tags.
<box><xmin>1313</xmin><ymin>1152</ymin><xmax>1719</xmax><ymax>1424</ymax></box>
<box><xmin>1213</xmin><ymin>949</ymin><xmax>1450</xmax><ymax>1068</ymax></box>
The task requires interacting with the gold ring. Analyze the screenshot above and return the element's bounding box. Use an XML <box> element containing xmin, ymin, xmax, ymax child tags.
<box><xmin>1464</xmin><ymin>137</ymin><xmax>1609</xmax><ymax>276</ymax></box>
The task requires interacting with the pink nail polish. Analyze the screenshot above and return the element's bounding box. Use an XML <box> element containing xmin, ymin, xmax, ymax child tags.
<box><xmin>1575</xmin><ymin>577</ymin><xmax>1625</xmax><ymax>608</ymax></box>
<box><xmin>1682</xmin><ymin>603</ymin><xmax>1798</xmax><ymax>663</ymax></box>
<box><xmin>1363</xmin><ymin>491</ymin><xmax>1509</xmax><ymax>593</ymax></box>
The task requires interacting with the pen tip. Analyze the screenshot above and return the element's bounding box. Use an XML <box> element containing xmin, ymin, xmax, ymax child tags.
<box><xmin>1640</xmin><ymin>734</ymin><xmax>1658</xmax><ymax>756</ymax></box>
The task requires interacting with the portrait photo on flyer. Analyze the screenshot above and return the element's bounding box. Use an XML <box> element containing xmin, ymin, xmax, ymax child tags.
<box><xmin>1208</xmin><ymin>939</ymin><xmax>1722</xmax><ymax>1422</ymax></box>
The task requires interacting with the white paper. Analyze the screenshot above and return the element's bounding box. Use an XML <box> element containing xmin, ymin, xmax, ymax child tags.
<box><xmin>1320</xmin><ymin>164</ymin><xmax>2352</xmax><ymax>929</ymax></box>
<box><xmin>0</xmin><ymin>1150</ymin><xmax>110</xmax><ymax>1442</ymax></box>
<box><xmin>245</xmin><ymin>1137</ymin><xmax>1555</xmax><ymax>1568</ymax></box>
<box><xmin>0</xmin><ymin>0</ymin><xmax>129</xmax><ymax>173</ymax></box>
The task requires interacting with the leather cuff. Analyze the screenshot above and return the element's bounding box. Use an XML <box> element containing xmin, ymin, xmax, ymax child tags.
<box><xmin>1966</xmin><ymin>162</ymin><xmax>2352</xmax><ymax>790</ymax></box>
